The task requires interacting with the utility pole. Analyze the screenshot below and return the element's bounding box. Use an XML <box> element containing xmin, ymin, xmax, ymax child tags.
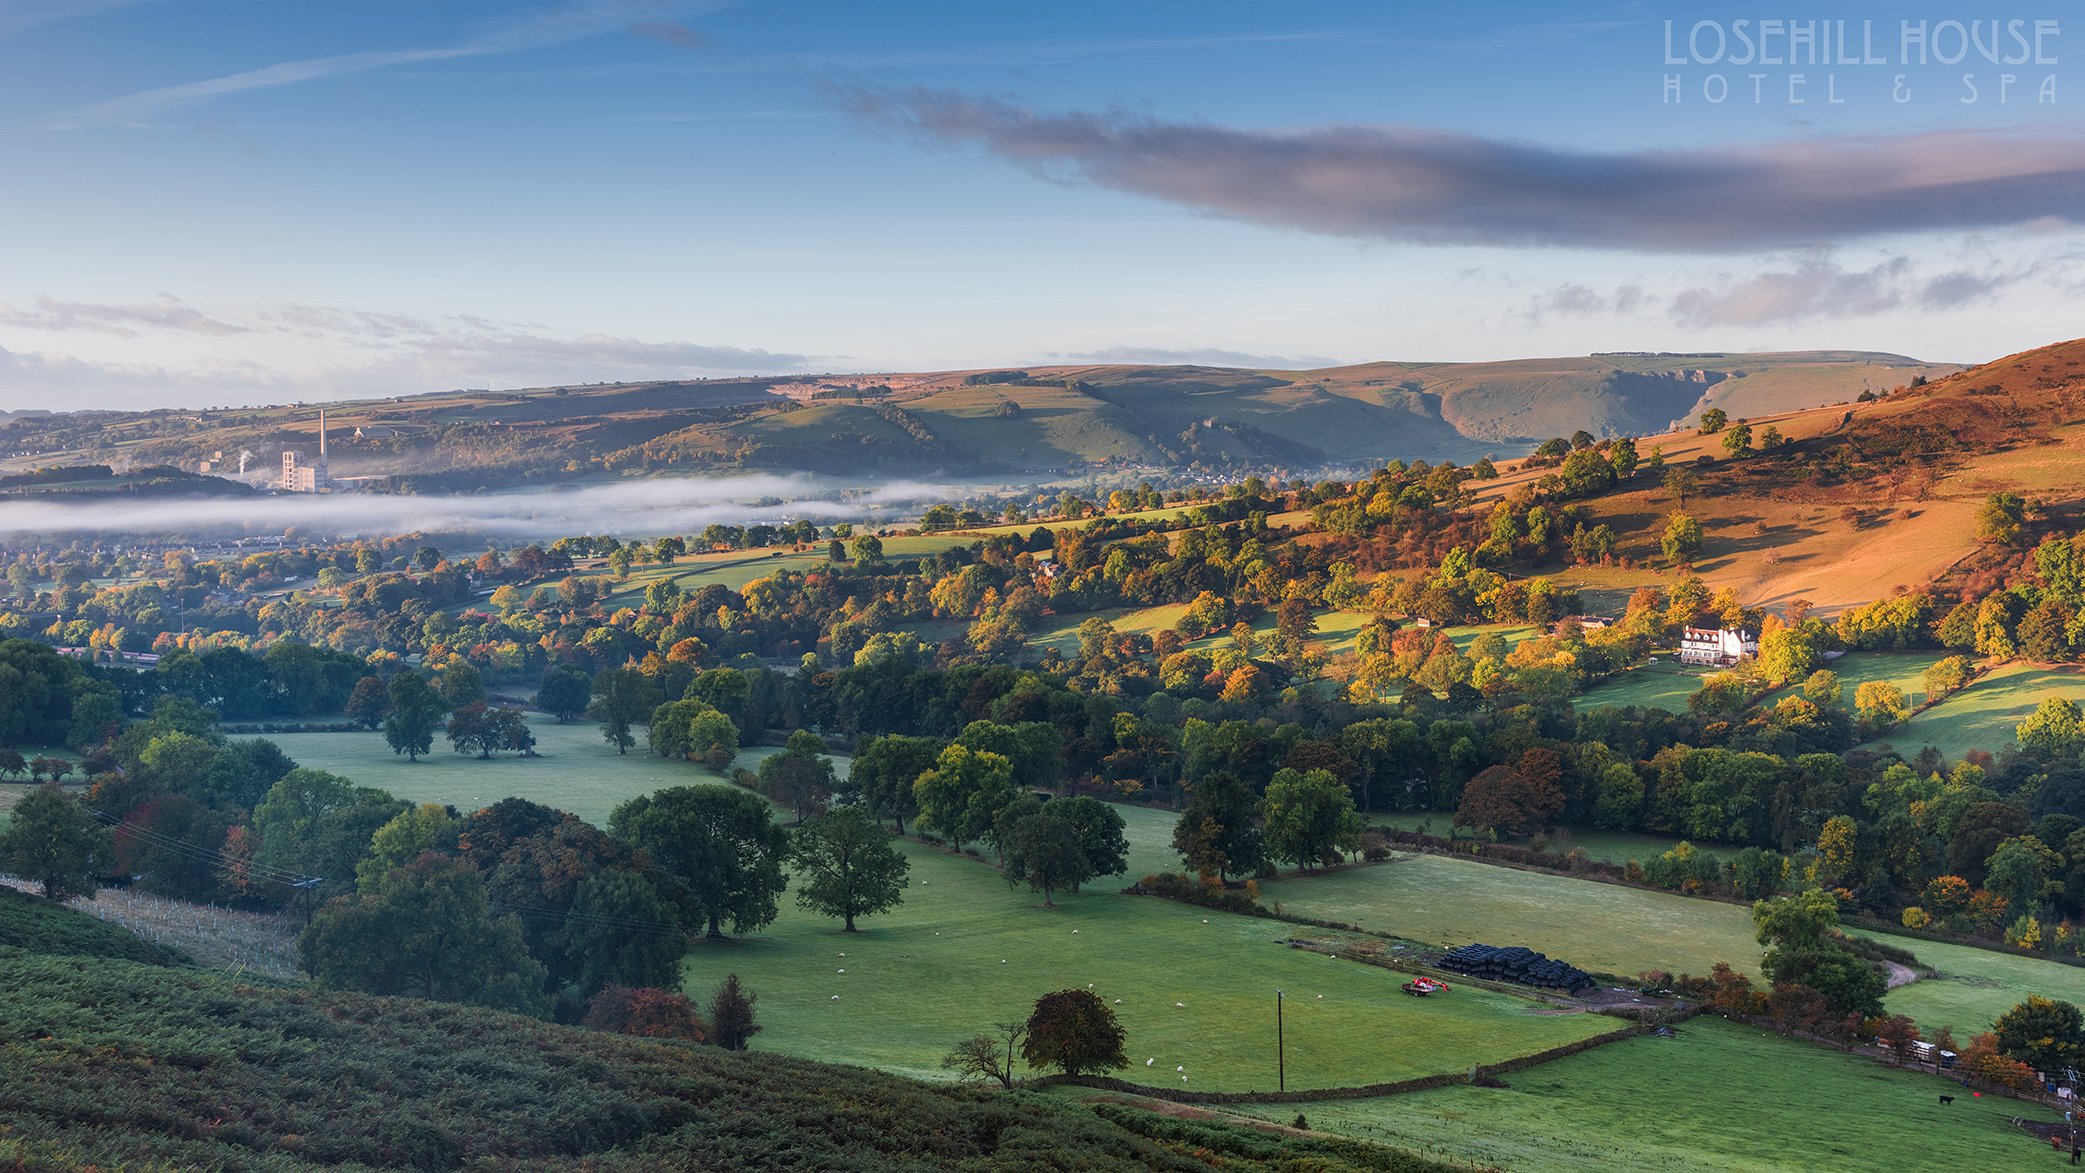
<box><xmin>1276</xmin><ymin>988</ymin><xmax>1285</xmax><ymax>1092</ymax></box>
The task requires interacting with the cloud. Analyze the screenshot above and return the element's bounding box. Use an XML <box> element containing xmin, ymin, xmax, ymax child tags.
<box><xmin>32</xmin><ymin>1</ymin><xmax>723</xmax><ymax>129</ymax></box>
<box><xmin>0</xmin><ymin>293</ymin><xmax>813</xmax><ymax>407</ymax></box>
<box><xmin>1510</xmin><ymin>254</ymin><xmax>2048</xmax><ymax>328</ymax></box>
<box><xmin>0</xmin><ymin>474</ymin><xmax>953</xmax><ymax>540</ymax></box>
<box><xmin>0</xmin><ymin>0</ymin><xmax>156</xmax><ymax>39</ymax></box>
<box><xmin>0</xmin><ymin>295</ymin><xmax>249</xmax><ymax>338</ymax></box>
<box><xmin>838</xmin><ymin>86</ymin><xmax>2085</xmax><ymax>253</ymax></box>
<box><xmin>1052</xmin><ymin>345</ymin><xmax>1340</xmax><ymax>369</ymax></box>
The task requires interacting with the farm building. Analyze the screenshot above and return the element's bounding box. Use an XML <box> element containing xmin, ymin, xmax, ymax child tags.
<box><xmin>1678</xmin><ymin>625</ymin><xmax>1758</xmax><ymax>667</ymax></box>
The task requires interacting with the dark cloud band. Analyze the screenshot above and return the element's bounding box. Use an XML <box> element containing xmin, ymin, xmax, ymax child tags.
<box><xmin>840</xmin><ymin>85</ymin><xmax>2085</xmax><ymax>253</ymax></box>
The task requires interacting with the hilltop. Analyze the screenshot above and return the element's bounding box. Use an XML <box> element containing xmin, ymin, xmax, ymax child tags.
<box><xmin>0</xmin><ymin>350</ymin><xmax>1952</xmax><ymax>490</ymax></box>
<box><xmin>1483</xmin><ymin>336</ymin><xmax>2085</xmax><ymax>611</ymax></box>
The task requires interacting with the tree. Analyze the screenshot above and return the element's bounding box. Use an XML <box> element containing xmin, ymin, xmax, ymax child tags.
<box><xmin>1262</xmin><ymin>767</ymin><xmax>1363</xmax><ymax>872</ymax></box>
<box><xmin>1001</xmin><ymin>811</ymin><xmax>1087</xmax><ymax>907</ymax></box>
<box><xmin>435</xmin><ymin>661</ymin><xmax>485</xmax><ymax>710</ymax></box>
<box><xmin>1022</xmin><ymin>989</ymin><xmax>1127</xmax><ymax>1077</ymax></box>
<box><xmin>789</xmin><ymin>806</ymin><xmax>909</xmax><ymax>931</ymax></box>
<box><xmin>2018</xmin><ymin>696</ymin><xmax>2085</xmax><ymax>757</ymax></box>
<box><xmin>912</xmin><ymin>743</ymin><xmax>1016</xmax><ymax>850</ymax></box>
<box><xmin>1663</xmin><ymin>466</ymin><xmax>1698</xmax><ymax>507</ymax></box>
<box><xmin>851</xmin><ymin>533</ymin><xmax>884</xmax><ymax>563</ymax></box>
<box><xmin>583</xmin><ymin>985</ymin><xmax>708</xmax><ymax>1042</ymax></box>
<box><xmin>944</xmin><ymin>1021</ymin><xmax>1027</xmax><ymax>1089</ymax></box>
<box><xmin>759</xmin><ymin>729</ymin><xmax>836</xmax><ymax>824</ymax></box>
<box><xmin>1052</xmin><ymin>796</ymin><xmax>1129</xmax><ymax>888</ymax></box>
<box><xmin>1172</xmin><ymin>770</ymin><xmax>1263</xmax><ymax>881</ymax></box>
<box><xmin>852</xmin><ymin>734</ymin><xmax>941</xmax><ymax>833</ymax></box>
<box><xmin>298</xmin><ymin>854</ymin><xmax>549</xmax><ymax>1017</ymax></box>
<box><xmin>1721</xmin><ymin>422</ymin><xmax>1753</xmax><ymax>458</ymax></box>
<box><xmin>534</xmin><ymin>664</ymin><xmax>593</xmax><ymax>723</ymax></box>
<box><xmin>382</xmin><ymin>672</ymin><xmax>447</xmax><ymax>762</ymax></box>
<box><xmin>1698</xmin><ymin>408</ymin><xmax>1728</xmax><ymax>434</ymax></box>
<box><xmin>344</xmin><ymin>675</ymin><xmax>390</xmax><ymax>729</ymax></box>
<box><xmin>588</xmin><ymin>668</ymin><xmax>660</xmax><ymax>755</ymax></box>
<box><xmin>1976</xmin><ymin>492</ymin><xmax>2029</xmax><ymax>546</ymax></box>
<box><xmin>708</xmin><ymin>972</ymin><xmax>761</xmax><ymax>1050</ymax></box>
<box><xmin>1661</xmin><ymin>511</ymin><xmax>1703</xmax><ymax>566</ymax></box>
<box><xmin>1753</xmin><ymin>889</ymin><xmax>1884</xmax><ymax>1019</ymax></box>
<box><xmin>1853</xmin><ymin>681</ymin><xmax>1910</xmax><ymax>730</ymax></box>
<box><xmin>1993</xmin><ymin>995</ymin><xmax>2085</xmax><ymax>1073</ymax></box>
<box><xmin>253</xmin><ymin>768</ymin><xmax>408</xmax><ymax>898</ymax></box>
<box><xmin>1454</xmin><ymin>763</ymin><xmax>1564</xmax><ymax>837</ymax></box>
<box><xmin>610</xmin><ymin>785</ymin><xmax>788</xmax><ymax>938</ymax></box>
<box><xmin>446</xmin><ymin>702</ymin><xmax>498</xmax><ymax>759</ymax></box>
<box><xmin>647</xmin><ymin>699</ymin><xmax>738</xmax><ymax>765</ymax></box>
<box><xmin>0</xmin><ymin>784</ymin><xmax>114</xmax><ymax>900</ymax></box>
<box><xmin>354</xmin><ymin>802</ymin><xmax>459</xmax><ymax>891</ymax></box>
<box><xmin>562</xmin><ymin>869</ymin><xmax>689</xmax><ymax>993</ymax></box>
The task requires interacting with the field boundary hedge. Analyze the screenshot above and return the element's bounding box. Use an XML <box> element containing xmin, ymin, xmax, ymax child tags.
<box><xmin>1051</xmin><ymin>1023</ymin><xmax>1649</xmax><ymax>1105</ymax></box>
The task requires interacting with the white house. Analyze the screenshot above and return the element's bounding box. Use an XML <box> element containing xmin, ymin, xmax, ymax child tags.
<box><xmin>1678</xmin><ymin>625</ymin><xmax>1758</xmax><ymax>667</ymax></box>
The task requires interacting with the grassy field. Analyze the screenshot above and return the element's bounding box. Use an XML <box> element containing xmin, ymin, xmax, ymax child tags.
<box><xmin>675</xmin><ymin>834</ymin><xmax>1612</xmax><ymax>1093</ymax></box>
<box><xmin>1803</xmin><ymin>651</ymin><xmax>1948</xmax><ymax>707</ymax></box>
<box><xmin>1257</xmin><ymin>851</ymin><xmax>2085</xmax><ymax>1036</ymax></box>
<box><xmin>1867</xmin><ymin>661</ymin><xmax>2085</xmax><ymax>762</ymax></box>
<box><xmin>1209</xmin><ymin>1016</ymin><xmax>2063</xmax><ymax>1172</ymax></box>
<box><xmin>1857</xmin><ymin>930</ymin><xmax>2085</xmax><ymax>1040</ymax></box>
<box><xmin>1363</xmin><ymin>813</ymin><xmax>1716</xmax><ymax>867</ymax></box>
<box><xmin>1257</xmin><ymin>854</ymin><xmax>1761</xmax><ymax>980</ymax></box>
<box><xmin>261</xmin><ymin>716</ymin><xmax>841</xmax><ymax>826</ymax></box>
<box><xmin>1572</xmin><ymin>661</ymin><xmax>1711</xmax><ymax>713</ymax></box>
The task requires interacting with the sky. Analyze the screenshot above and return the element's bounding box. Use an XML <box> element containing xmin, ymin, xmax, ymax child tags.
<box><xmin>2</xmin><ymin>0</ymin><xmax>2082</xmax><ymax>409</ymax></box>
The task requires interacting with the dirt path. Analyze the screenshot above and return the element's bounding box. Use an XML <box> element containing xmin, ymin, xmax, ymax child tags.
<box><xmin>1883</xmin><ymin>960</ymin><xmax>1920</xmax><ymax>989</ymax></box>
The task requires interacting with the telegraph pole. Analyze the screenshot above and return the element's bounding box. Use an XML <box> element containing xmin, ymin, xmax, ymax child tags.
<box><xmin>1276</xmin><ymin>988</ymin><xmax>1285</xmax><ymax>1092</ymax></box>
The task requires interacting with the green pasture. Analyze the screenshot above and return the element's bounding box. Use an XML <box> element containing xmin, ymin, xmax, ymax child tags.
<box><xmin>1855</xmin><ymin>930</ymin><xmax>2085</xmax><ymax>1040</ymax></box>
<box><xmin>260</xmin><ymin>716</ymin><xmax>845</xmax><ymax>827</ymax></box>
<box><xmin>676</xmin><ymin>836</ymin><xmax>1611</xmax><ymax>1093</ymax></box>
<box><xmin>1257</xmin><ymin>853</ymin><xmax>1761</xmax><ymax>980</ymax></box>
<box><xmin>1212</xmin><ymin>1015</ymin><xmax>2062</xmax><ymax>1172</ymax></box>
<box><xmin>1867</xmin><ymin>661</ymin><xmax>2085</xmax><ymax>763</ymax></box>
<box><xmin>1363</xmin><ymin>813</ymin><xmax>1717</xmax><ymax>867</ymax></box>
<box><xmin>1572</xmin><ymin>662</ymin><xmax>1711</xmax><ymax>713</ymax></box>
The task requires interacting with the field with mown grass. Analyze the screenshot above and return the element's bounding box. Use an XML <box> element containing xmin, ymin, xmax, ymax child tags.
<box><xmin>1852</xmin><ymin>930</ymin><xmax>2085</xmax><ymax>1040</ymax></box>
<box><xmin>1257</xmin><ymin>853</ymin><xmax>1762</xmax><ymax>980</ymax></box>
<box><xmin>1864</xmin><ymin>661</ymin><xmax>2085</xmax><ymax>762</ymax></box>
<box><xmin>1207</xmin><ymin>1015</ymin><xmax>2064</xmax><ymax>1172</ymax></box>
<box><xmin>1362</xmin><ymin>813</ymin><xmax>1717</xmax><ymax>867</ymax></box>
<box><xmin>676</xmin><ymin>832</ymin><xmax>1613</xmax><ymax>1093</ymax></box>
<box><xmin>261</xmin><ymin>716</ymin><xmax>841</xmax><ymax>827</ymax></box>
<box><xmin>1570</xmin><ymin>659</ymin><xmax>1712</xmax><ymax>713</ymax></box>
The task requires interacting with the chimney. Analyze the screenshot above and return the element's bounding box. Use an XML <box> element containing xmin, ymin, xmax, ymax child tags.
<box><xmin>317</xmin><ymin>408</ymin><xmax>329</xmax><ymax>485</ymax></box>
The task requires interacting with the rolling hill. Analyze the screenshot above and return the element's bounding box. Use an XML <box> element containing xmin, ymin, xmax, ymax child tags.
<box><xmin>1489</xmin><ymin>336</ymin><xmax>2085</xmax><ymax>612</ymax></box>
<box><xmin>0</xmin><ymin>350</ymin><xmax>1954</xmax><ymax>489</ymax></box>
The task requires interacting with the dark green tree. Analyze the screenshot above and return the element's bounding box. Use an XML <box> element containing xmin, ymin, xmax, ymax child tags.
<box><xmin>1171</xmin><ymin>770</ymin><xmax>1263</xmax><ymax>881</ymax></box>
<box><xmin>0</xmin><ymin>784</ymin><xmax>114</xmax><ymax>900</ymax></box>
<box><xmin>344</xmin><ymin>675</ymin><xmax>390</xmax><ymax>729</ymax></box>
<box><xmin>610</xmin><ymin>785</ymin><xmax>788</xmax><ymax>938</ymax></box>
<box><xmin>788</xmin><ymin>806</ymin><xmax>909</xmax><ymax>931</ymax></box>
<box><xmin>708</xmin><ymin>972</ymin><xmax>761</xmax><ymax>1050</ymax></box>
<box><xmin>298</xmin><ymin>854</ymin><xmax>549</xmax><ymax>1017</ymax></box>
<box><xmin>588</xmin><ymin>668</ymin><xmax>661</xmax><ymax>755</ymax></box>
<box><xmin>758</xmin><ymin>729</ymin><xmax>836</xmax><ymax>824</ymax></box>
<box><xmin>533</xmin><ymin>664</ymin><xmax>593</xmax><ymax>723</ymax></box>
<box><xmin>1994</xmin><ymin>995</ymin><xmax>2085</xmax><ymax>1073</ymax></box>
<box><xmin>382</xmin><ymin>672</ymin><xmax>446</xmax><ymax>762</ymax></box>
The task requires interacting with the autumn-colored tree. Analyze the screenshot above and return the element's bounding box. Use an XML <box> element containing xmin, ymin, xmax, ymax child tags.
<box><xmin>1958</xmin><ymin>1031</ymin><xmax>2038</xmax><ymax>1089</ymax></box>
<box><xmin>1993</xmin><ymin>995</ymin><xmax>2085</xmax><ymax>1073</ymax></box>
<box><xmin>1875</xmin><ymin>1014</ymin><xmax>1922</xmax><ymax>1065</ymax></box>
<box><xmin>583</xmin><ymin>985</ymin><xmax>709</xmax><ymax>1042</ymax></box>
<box><xmin>1922</xmin><ymin>874</ymin><xmax>1972</xmax><ymax>917</ymax></box>
<box><xmin>1454</xmin><ymin>763</ymin><xmax>1564</xmax><ymax>837</ymax></box>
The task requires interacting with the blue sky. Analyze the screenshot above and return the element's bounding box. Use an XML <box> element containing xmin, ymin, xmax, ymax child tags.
<box><xmin>2</xmin><ymin>0</ymin><xmax>2081</xmax><ymax>407</ymax></box>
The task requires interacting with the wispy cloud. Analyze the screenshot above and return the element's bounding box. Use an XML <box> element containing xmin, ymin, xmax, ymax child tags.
<box><xmin>839</xmin><ymin>86</ymin><xmax>2085</xmax><ymax>253</ymax></box>
<box><xmin>1052</xmin><ymin>345</ymin><xmax>1340</xmax><ymax>369</ymax></box>
<box><xmin>1515</xmin><ymin>254</ymin><xmax>2044</xmax><ymax>328</ymax></box>
<box><xmin>0</xmin><ymin>294</ymin><xmax>812</xmax><ymax>407</ymax></box>
<box><xmin>0</xmin><ymin>0</ymin><xmax>157</xmax><ymax>40</ymax></box>
<box><xmin>0</xmin><ymin>294</ymin><xmax>248</xmax><ymax>337</ymax></box>
<box><xmin>31</xmin><ymin>1</ymin><xmax>723</xmax><ymax>130</ymax></box>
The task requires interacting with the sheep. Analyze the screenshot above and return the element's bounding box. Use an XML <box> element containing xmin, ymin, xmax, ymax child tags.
<box><xmin>837</xmin><ymin>968</ymin><xmax>845</xmax><ymax>974</ymax></box>
<box><xmin>1175</xmin><ymin>1002</ymin><xmax>1186</xmax><ymax>1008</ymax></box>
<box><xmin>831</xmin><ymin>995</ymin><xmax>840</xmax><ymax>1001</ymax></box>
<box><xmin>1146</xmin><ymin>1059</ymin><xmax>1155</xmax><ymax>1067</ymax></box>
<box><xmin>1176</xmin><ymin>1066</ymin><xmax>1184</xmax><ymax>1072</ymax></box>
